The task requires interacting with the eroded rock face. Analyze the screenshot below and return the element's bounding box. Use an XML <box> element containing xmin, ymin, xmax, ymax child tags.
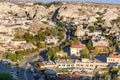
<box><xmin>56</xmin><ymin>3</ymin><xmax>120</xmax><ymax>22</ymax></box>
<box><xmin>0</xmin><ymin>1</ymin><xmax>119</xmax><ymax>23</ymax></box>
<box><xmin>17</xmin><ymin>5</ymin><xmax>49</xmax><ymax>19</ymax></box>
<box><xmin>103</xmin><ymin>8</ymin><xmax>119</xmax><ymax>20</ymax></box>
<box><xmin>58</xmin><ymin>4</ymin><xmax>80</xmax><ymax>18</ymax></box>
<box><xmin>0</xmin><ymin>2</ymin><xmax>21</xmax><ymax>16</ymax></box>
<box><xmin>0</xmin><ymin>2</ymin><xmax>52</xmax><ymax>19</ymax></box>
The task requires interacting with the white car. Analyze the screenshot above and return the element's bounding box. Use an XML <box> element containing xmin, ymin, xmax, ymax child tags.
<box><xmin>30</xmin><ymin>68</ymin><xmax>35</xmax><ymax>73</ymax></box>
<box><xmin>2</xmin><ymin>61</ymin><xmax>9</xmax><ymax>64</ymax></box>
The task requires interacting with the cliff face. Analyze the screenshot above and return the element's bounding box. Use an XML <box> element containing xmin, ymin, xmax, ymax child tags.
<box><xmin>0</xmin><ymin>2</ymin><xmax>57</xmax><ymax>19</ymax></box>
<box><xmin>57</xmin><ymin>3</ymin><xmax>120</xmax><ymax>22</ymax></box>
<box><xmin>0</xmin><ymin>2</ymin><xmax>119</xmax><ymax>23</ymax></box>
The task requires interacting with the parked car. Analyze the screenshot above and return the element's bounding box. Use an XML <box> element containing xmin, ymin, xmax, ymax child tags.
<box><xmin>2</xmin><ymin>61</ymin><xmax>9</xmax><ymax>65</ymax></box>
<box><xmin>30</xmin><ymin>68</ymin><xmax>35</xmax><ymax>73</ymax></box>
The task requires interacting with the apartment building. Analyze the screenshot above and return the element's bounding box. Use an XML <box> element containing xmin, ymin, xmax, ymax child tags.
<box><xmin>42</xmin><ymin>59</ymin><xmax>108</xmax><ymax>72</ymax></box>
<box><xmin>107</xmin><ymin>52</ymin><xmax>120</xmax><ymax>63</ymax></box>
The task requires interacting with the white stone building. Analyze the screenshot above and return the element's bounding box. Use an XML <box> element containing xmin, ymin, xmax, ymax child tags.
<box><xmin>107</xmin><ymin>52</ymin><xmax>120</xmax><ymax>63</ymax></box>
<box><xmin>43</xmin><ymin>59</ymin><xmax>108</xmax><ymax>72</ymax></box>
<box><xmin>92</xmin><ymin>40</ymin><xmax>109</xmax><ymax>47</ymax></box>
<box><xmin>45</xmin><ymin>36</ymin><xmax>59</xmax><ymax>45</ymax></box>
<box><xmin>70</xmin><ymin>43</ymin><xmax>86</xmax><ymax>56</ymax></box>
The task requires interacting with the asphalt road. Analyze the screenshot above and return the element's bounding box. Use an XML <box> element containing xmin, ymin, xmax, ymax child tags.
<box><xmin>0</xmin><ymin>63</ymin><xmax>11</xmax><ymax>73</ymax></box>
<box><xmin>0</xmin><ymin>7</ymin><xmax>74</xmax><ymax>80</ymax></box>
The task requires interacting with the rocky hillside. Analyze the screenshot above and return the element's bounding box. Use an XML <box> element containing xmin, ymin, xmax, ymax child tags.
<box><xmin>57</xmin><ymin>2</ymin><xmax>120</xmax><ymax>23</ymax></box>
<box><xmin>0</xmin><ymin>1</ymin><xmax>119</xmax><ymax>20</ymax></box>
<box><xmin>0</xmin><ymin>2</ymin><xmax>60</xmax><ymax>19</ymax></box>
<box><xmin>0</xmin><ymin>1</ymin><xmax>119</xmax><ymax>27</ymax></box>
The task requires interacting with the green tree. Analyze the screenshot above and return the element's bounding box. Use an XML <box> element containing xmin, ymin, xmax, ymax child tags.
<box><xmin>16</xmin><ymin>52</ymin><xmax>23</xmax><ymax>61</ymax></box>
<box><xmin>108</xmin><ymin>33</ymin><xmax>114</xmax><ymax>41</ymax></box>
<box><xmin>114</xmin><ymin>39</ymin><xmax>119</xmax><ymax>48</ymax></box>
<box><xmin>46</xmin><ymin>48</ymin><xmax>57</xmax><ymax>60</ymax></box>
<box><xmin>109</xmin><ymin>67</ymin><xmax>119</xmax><ymax>79</ymax></box>
<box><xmin>112</xmin><ymin>17</ymin><xmax>120</xmax><ymax>24</ymax></box>
<box><xmin>89</xmin><ymin>54</ymin><xmax>95</xmax><ymax>60</ymax></box>
<box><xmin>37</xmin><ymin>30</ymin><xmax>46</xmax><ymax>41</ymax></box>
<box><xmin>100</xmin><ymin>72</ymin><xmax>110</xmax><ymax>78</ymax></box>
<box><xmin>109</xmin><ymin>40</ymin><xmax>113</xmax><ymax>47</ymax></box>
<box><xmin>87</xmin><ymin>39</ymin><xmax>94</xmax><ymax>50</ymax></box>
<box><xmin>7</xmin><ymin>53</ymin><xmax>17</xmax><ymax>61</ymax></box>
<box><xmin>88</xmin><ymin>26</ymin><xmax>96</xmax><ymax>32</ymax></box>
<box><xmin>96</xmin><ymin>12</ymin><xmax>103</xmax><ymax>16</ymax></box>
<box><xmin>81</xmin><ymin>48</ymin><xmax>90</xmax><ymax>58</ymax></box>
<box><xmin>37</xmin><ymin>42</ymin><xmax>46</xmax><ymax>48</ymax></box>
<box><xmin>0</xmin><ymin>72</ymin><xmax>13</xmax><ymax>80</ymax></box>
<box><xmin>23</xmin><ymin>32</ymin><xmax>34</xmax><ymax>44</ymax></box>
<box><xmin>110</xmin><ymin>67</ymin><xmax>119</xmax><ymax>75</ymax></box>
<box><xmin>101</xmin><ymin>26</ymin><xmax>107</xmax><ymax>33</ymax></box>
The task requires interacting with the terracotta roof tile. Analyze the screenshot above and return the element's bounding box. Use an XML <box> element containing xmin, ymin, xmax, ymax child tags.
<box><xmin>70</xmin><ymin>43</ymin><xmax>86</xmax><ymax>48</ymax></box>
<box><xmin>108</xmin><ymin>52</ymin><xmax>120</xmax><ymax>58</ymax></box>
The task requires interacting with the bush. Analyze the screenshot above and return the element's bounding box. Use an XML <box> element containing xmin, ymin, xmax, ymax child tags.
<box><xmin>0</xmin><ymin>72</ymin><xmax>13</xmax><ymax>80</ymax></box>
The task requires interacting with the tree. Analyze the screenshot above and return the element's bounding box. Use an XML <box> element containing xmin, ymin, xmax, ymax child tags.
<box><xmin>37</xmin><ymin>30</ymin><xmax>45</xmax><ymax>41</ymax></box>
<box><xmin>100</xmin><ymin>72</ymin><xmax>110</xmax><ymax>78</ymax></box>
<box><xmin>0</xmin><ymin>72</ymin><xmax>13</xmax><ymax>80</ymax></box>
<box><xmin>110</xmin><ymin>46</ymin><xmax>116</xmax><ymax>53</ymax></box>
<box><xmin>94</xmin><ymin>72</ymin><xmax>100</xmax><ymax>80</ymax></box>
<box><xmin>101</xmin><ymin>26</ymin><xmax>107</xmax><ymax>33</ymax></box>
<box><xmin>96</xmin><ymin>12</ymin><xmax>103</xmax><ymax>16</ymax></box>
<box><xmin>109</xmin><ymin>67</ymin><xmax>119</xmax><ymax>79</ymax></box>
<box><xmin>112</xmin><ymin>17</ymin><xmax>120</xmax><ymax>24</ymax></box>
<box><xmin>88</xmin><ymin>26</ymin><xmax>96</xmax><ymax>32</ymax></box>
<box><xmin>109</xmin><ymin>40</ymin><xmax>113</xmax><ymax>47</ymax></box>
<box><xmin>110</xmin><ymin>67</ymin><xmax>119</xmax><ymax>75</ymax></box>
<box><xmin>108</xmin><ymin>33</ymin><xmax>114</xmax><ymax>41</ymax></box>
<box><xmin>37</xmin><ymin>42</ymin><xmax>46</xmax><ymax>48</ymax></box>
<box><xmin>23</xmin><ymin>32</ymin><xmax>34</xmax><ymax>44</ymax></box>
<box><xmin>114</xmin><ymin>39</ymin><xmax>119</xmax><ymax>48</ymax></box>
<box><xmin>81</xmin><ymin>48</ymin><xmax>90</xmax><ymax>58</ymax></box>
<box><xmin>89</xmin><ymin>54</ymin><xmax>95</xmax><ymax>60</ymax></box>
<box><xmin>16</xmin><ymin>52</ymin><xmax>23</xmax><ymax>61</ymax></box>
<box><xmin>46</xmin><ymin>48</ymin><xmax>57</xmax><ymax>60</ymax></box>
<box><xmin>7</xmin><ymin>53</ymin><xmax>17</xmax><ymax>61</ymax></box>
<box><xmin>73</xmin><ymin>37</ymin><xmax>80</xmax><ymax>43</ymax></box>
<box><xmin>87</xmin><ymin>39</ymin><xmax>94</xmax><ymax>50</ymax></box>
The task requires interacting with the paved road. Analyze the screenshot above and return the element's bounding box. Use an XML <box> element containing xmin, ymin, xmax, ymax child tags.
<box><xmin>0</xmin><ymin>63</ymin><xmax>11</xmax><ymax>73</ymax></box>
<box><xmin>24</xmin><ymin>68</ymin><xmax>34</xmax><ymax>80</ymax></box>
<box><xmin>1</xmin><ymin>7</ymin><xmax>74</xmax><ymax>80</ymax></box>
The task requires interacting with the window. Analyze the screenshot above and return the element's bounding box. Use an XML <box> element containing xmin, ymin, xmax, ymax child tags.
<box><xmin>86</xmin><ymin>65</ymin><xmax>89</xmax><ymax>67</ymax></box>
<box><xmin>90</xmin><ymin>65</ymin><xmax>93</xmax><ymax>67</ymax></box>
